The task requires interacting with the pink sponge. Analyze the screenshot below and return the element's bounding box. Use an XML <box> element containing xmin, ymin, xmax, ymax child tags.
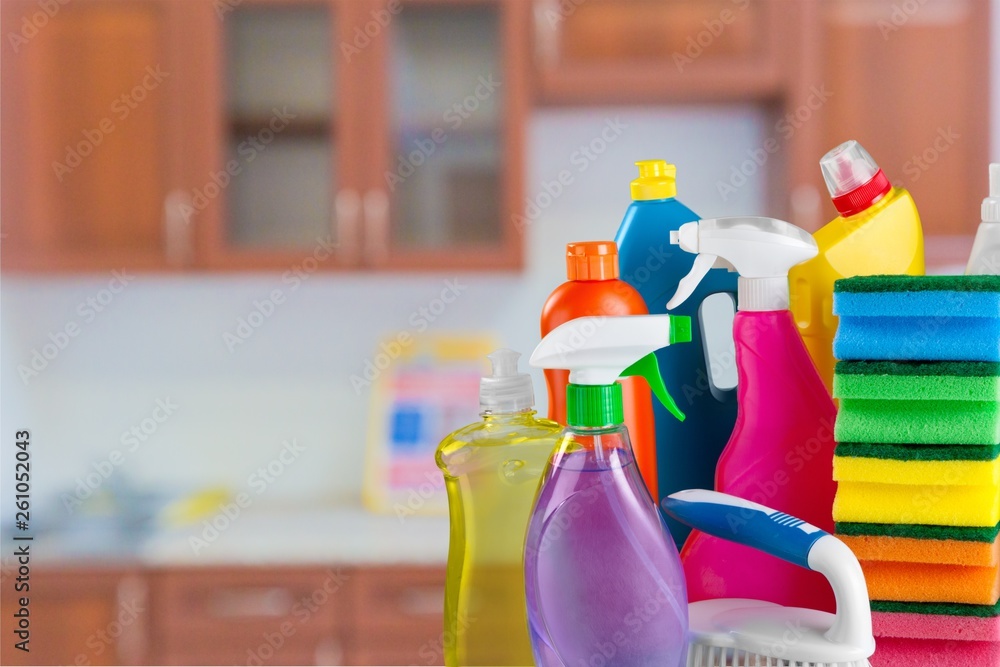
<box><xmin>871</xmin><ymin>637</ymin><xmax>1000</xmax><ymax>667</ymax></box>
<box><xmin>873</xmin><ymin>611</ymin><xmax>1000</xmax><ymax>642</ymax></box>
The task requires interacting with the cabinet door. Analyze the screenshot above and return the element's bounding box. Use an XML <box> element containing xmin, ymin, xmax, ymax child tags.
<box><xmin>191</xmin><ymin>0</ymin><xmax>364</xmax><ymax>270</ymax></box>
<box><xmin>820</xmin><ymin>0</ymin><xmax>990</xmax><ymax>248</ymax></box>
<box><xmin>0</xmin><ymin>569</ymin><xmax>147</xmax><ymax>666</ymax></box>
<box><xmin>361</xmin><ymin>0</ymin><xmax>529</xmax><ymax>270</ymax></box>
<box><xmin>1</xmin><ymin>0</ymin><xmax>186</xmax><ymax>271</ymax></box>
<box><xmin>532</xmin><ymin>0</ymin><xmax>786</xmax><ymax>104</ymax></box>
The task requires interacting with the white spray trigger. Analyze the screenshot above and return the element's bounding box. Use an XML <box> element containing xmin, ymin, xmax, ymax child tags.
<box><xmin>667</xmin><ymin>253</ymin><xmax>717</xmax><ymax>310</ymax></box>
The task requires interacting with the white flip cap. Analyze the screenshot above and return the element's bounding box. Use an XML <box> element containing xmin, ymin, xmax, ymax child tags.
<box><xmin>667</xmin><ymin>216</ymin><xmax>818</xmax><ymax>312</ymax></box>
<box><xmin>480</xmin><ymin>349</ymin><xmax>534</xmax><ymax>413</ymax></box>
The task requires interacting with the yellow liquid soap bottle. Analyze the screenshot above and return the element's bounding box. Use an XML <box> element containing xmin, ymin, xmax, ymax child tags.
<box><xmin>790</xmin><ymin>140</ymin><xmax>925</xmax><ymax>391</ymax></box>
<box><xmin>435</xmin><ymin>349</ymin><xmax>562</xmax><ymax>667</ymax></box>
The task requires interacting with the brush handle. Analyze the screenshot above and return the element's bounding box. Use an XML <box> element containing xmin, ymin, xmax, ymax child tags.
<box><xmin>662</xmin><ymin>489</ymin><xmax>827</xmax><ymax>568</ymax></box>
<box><xmin>663</xmin><ymin>489</ymin><xmax>874</xmax><ymax>654</ymax></box>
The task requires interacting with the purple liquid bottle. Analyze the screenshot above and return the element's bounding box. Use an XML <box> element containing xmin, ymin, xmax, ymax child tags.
<box><xmin>526</xmin><ymin>314</ymin><xmax>693</xmax><ymax>667</ymax></box>
<box><xmin>524</xmin><ymin>427</ymin><xmax>688</xmax><ymax>667</ymax></box>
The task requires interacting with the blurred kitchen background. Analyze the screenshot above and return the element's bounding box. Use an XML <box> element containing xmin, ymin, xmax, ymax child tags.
<box><xmin>1</xmin><ymin>0</ymin><xmax>997</xmax><ymax>664</ymax></box>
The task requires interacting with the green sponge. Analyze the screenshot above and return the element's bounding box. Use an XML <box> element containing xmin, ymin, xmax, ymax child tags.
<box><xmin>836</xmin><ymin>521</ymin><xmax>1000</xmax><ymax>543</ymax></box>
<box><xmin>835</xmin><ymin>275</ymin><xmax>1000</xmax><ymax>294</ymax></box>
<box><xmin>871</xmin><ymin>598</ymin><xmax>1000</xmax><ymax>618</ymax></box>
<box><xmin>835</xmin><ymin>399</ymin><xmax>1000</xmax><ymax>445</ymax></box>
<box><xmin>837</xmin><ymin>443</ymin><xmax>1000</xmax><ymax>462</ymax></box>
<box><xmin>834</xmin><ymin>360</ymin><xmax>1000</xmax><ymax>445</ymax></box>
<box><xmin>835</xmin><ymin>361</ymin><xmax>1000</xmax><ymax>402</ymax></box>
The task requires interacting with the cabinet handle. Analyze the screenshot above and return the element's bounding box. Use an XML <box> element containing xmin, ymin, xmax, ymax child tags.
<box><xmin>115</xmin><ymin>575</ymin><xmax>148</xmax><ymax>665</ymax></box>
<box><xmin>314</xmin><ymin>637</ymin><xmax>344</xmax><ymax>666</ymax></box>
<box><xmin>335</xmin><ymin>188</ymin><xmax>361</xmax><ymax>266</ymax></box>
<box><xmin>533</xmin><ymin>0</ymin><xmax>562</xmax><ymax>65</ymax></box>
<box><xmin>362</xmin><ymin>189</ymin><xmax>390</xmax><ymax>266</ymax></box>
<box><xmin>163</xmin><ymin>189</ymin><xmax>194</xmax><ymax>267</ymax></box>
<box><xmin>397</xmin><ymin>586</ymin><xmax>445</xmax><ymax>616</ymax></box>
<box><xmin>205</xmin><ymin>587</ymin><xmax>295</xmax><ymax>618</ymax></box>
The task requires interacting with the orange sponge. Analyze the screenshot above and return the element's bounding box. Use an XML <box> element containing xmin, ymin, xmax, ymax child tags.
<box><xmin>840</xmin><ymin>533</ymin><xmax>1000</xmax><ymax>567</ymax></box>
<box><xmin>860</xmin><ymin>560</ymin><xmax>1000</xmax><ymax>605</ymax></box>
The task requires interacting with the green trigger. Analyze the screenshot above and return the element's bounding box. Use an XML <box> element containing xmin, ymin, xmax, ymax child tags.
<box><xmin>622</xmin><ymin>352</ymin><xmax>686</xmax><ymax>422</ymax></box>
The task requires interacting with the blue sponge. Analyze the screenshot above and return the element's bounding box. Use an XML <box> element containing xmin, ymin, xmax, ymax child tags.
<box><xmin>833</xmin><ymin>275</ymin><xmax>1000</xmax><ymax>362</ymax></box>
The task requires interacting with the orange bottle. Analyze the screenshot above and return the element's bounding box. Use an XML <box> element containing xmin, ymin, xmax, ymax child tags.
<box><xmin>541</xmin><ymin>241</ymin><xmax>658</xmax><ymax>498</ymax></box>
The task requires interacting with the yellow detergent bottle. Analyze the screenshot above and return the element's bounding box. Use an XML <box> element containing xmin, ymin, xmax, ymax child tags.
<box><xmin>435</xmin><ymin>349</ymin><xmax>561</xmax><ymax>667</ymax></box>
<box><xmin>790</xmin><ymin>140</ymin><xmax>925</xmax><ymax>391</ymax></box>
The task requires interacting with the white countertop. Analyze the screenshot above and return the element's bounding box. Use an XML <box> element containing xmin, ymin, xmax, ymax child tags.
<box><xmin>21</xmin><ymin>506</ymin><xmax>450</xmax><ymax>568</ymax></box>
<box><xmin>140</xmin><ymin>506</ymin><xmax>450</xmax><ymax>566</ymax></box>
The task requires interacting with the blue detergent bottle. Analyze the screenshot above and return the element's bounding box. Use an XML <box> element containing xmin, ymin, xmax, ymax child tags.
<box><xmin>614</xmin><ymin>159</ymin><xmax>739</xmax><ymax>545</ymax></box>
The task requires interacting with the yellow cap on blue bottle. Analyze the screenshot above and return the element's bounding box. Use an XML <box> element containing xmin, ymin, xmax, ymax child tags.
<box><xmin>631</xmin><ymin>160</ymin><xmax>677</xmax><ymax>201</ymax></box>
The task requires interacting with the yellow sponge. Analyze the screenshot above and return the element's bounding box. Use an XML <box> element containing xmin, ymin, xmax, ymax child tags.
<box><xmin>860</xmin><ymin>560</ymin><xmax>1000</xmax><ymax>605</ymax></box>
<box><xmin>839</xmin><ymin>533</ymin><xmax>1000</xmax><ymax>567</ymax></box>
<box><xmin>834</xmin><ymin>456</ymin><xmax>1000</xmax><ymax>486</ymax></box>
<box><xmin>834</xmin><ymin>482</ymin><xmax>1000</xmax><ymax>527</ymax></box>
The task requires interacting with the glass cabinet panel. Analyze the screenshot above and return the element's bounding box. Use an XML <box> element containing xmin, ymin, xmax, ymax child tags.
<box><xmin>224</xmin><ymin>6</ymin><xmax>335</xmax><ymax>250</ymax></box>
<box><xmin>389</xmin><ymin>4</ymin><xmax>503</xmax><ymax>249</ymax></box>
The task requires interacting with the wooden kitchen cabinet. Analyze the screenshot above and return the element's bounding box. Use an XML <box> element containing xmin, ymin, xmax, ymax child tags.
<box><xmin>1</xmin><ymin>0</ymin><xmax>189</xmax><ymax>271</ymax></box>
<box><xmin>0</xmin><ymin>567</ymin><xmax>148</xmax><ymax>666</ymax></box>
<box><xmin>1</xmin><ymin>0</ymin><xmax>530</xmax><ymax>273</ymax></box>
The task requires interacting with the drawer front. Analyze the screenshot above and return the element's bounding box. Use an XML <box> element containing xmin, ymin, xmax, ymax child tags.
<box><xmin>151</xmin><ymin>567</ymin><xmax>349</xmax><ymax>659</ymax></box>
<box><xmin>352</xmin><ymin>567</ymin><xmax>446</xmax><ymax>665</ymax></box>
<box><xmin>158</xmin><ymin>636</ymin><xmax>346</xmax><ymax>667</ymax></box>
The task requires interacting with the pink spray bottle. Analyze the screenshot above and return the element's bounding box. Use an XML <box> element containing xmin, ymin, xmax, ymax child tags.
<box><xmin>666</xmin><ymin>216</ymin><xmax>838</xmax><ymax>612</ymax></box>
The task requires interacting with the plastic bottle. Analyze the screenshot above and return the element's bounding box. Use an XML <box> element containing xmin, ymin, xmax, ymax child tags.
<box><xmin>436</xmin><ymin>349</ymin><xmax>562</xmax><ymax>667</ymax></box>
<box><xmin>667</xmin><ymin>216</ymin><xmax>839</xmax><ymax>613</ymax></box>
<box><xmin>541</xmin><ymin>240</ymin><xmax>659</xmax><ymax>497</ymax></box>
<box><xmin>789</xmin><ymin>140</ymin><xmax>925</xmax><ymax>392</ymax></box>
<box><xmin>614</xmin><ymin>160</ymin><xmax>739</xmax><ymax>544</ymax></box>
<box><xmin>525</xmin><ymin>314</ymin><xmax>692</xmax><ymax>667</ymax></box>
<box><xmin>968</xmin><ymin>163</ymin><xmax>1000</xmax><ymax>275</ymax></box>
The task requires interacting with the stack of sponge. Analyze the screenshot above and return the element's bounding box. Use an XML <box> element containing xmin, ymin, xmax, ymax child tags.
<box><xmin>830</xmin><ymin>275</ymin><xmax>1000</xmax><ymax>667</ymax></box>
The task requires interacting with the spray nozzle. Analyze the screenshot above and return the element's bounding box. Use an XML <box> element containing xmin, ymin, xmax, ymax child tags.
<box><xmin>983</xmin><ymin>163</ymin><xmax>1000</xmax><ymax>223</ymax></box>
<box><xmin>530</xmin><ymin>315</ymin><xmax>690</xmax><ymax>427</ymax></box>
<box><xmin>479</xmin><ymin>348</ymin><xmax>535</xmax><ymax>413</ymax></box>
<box><xmin>667</xmin><ymin>217</ymin><xmax>818</xmax><ymax>312</ymax></box>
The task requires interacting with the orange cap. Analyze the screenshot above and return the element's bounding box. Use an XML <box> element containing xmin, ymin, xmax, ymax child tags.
<box><xmin>566</xmin><ymin>241</ymin><xmax>619</xmax><ymax>281</ymax></box>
